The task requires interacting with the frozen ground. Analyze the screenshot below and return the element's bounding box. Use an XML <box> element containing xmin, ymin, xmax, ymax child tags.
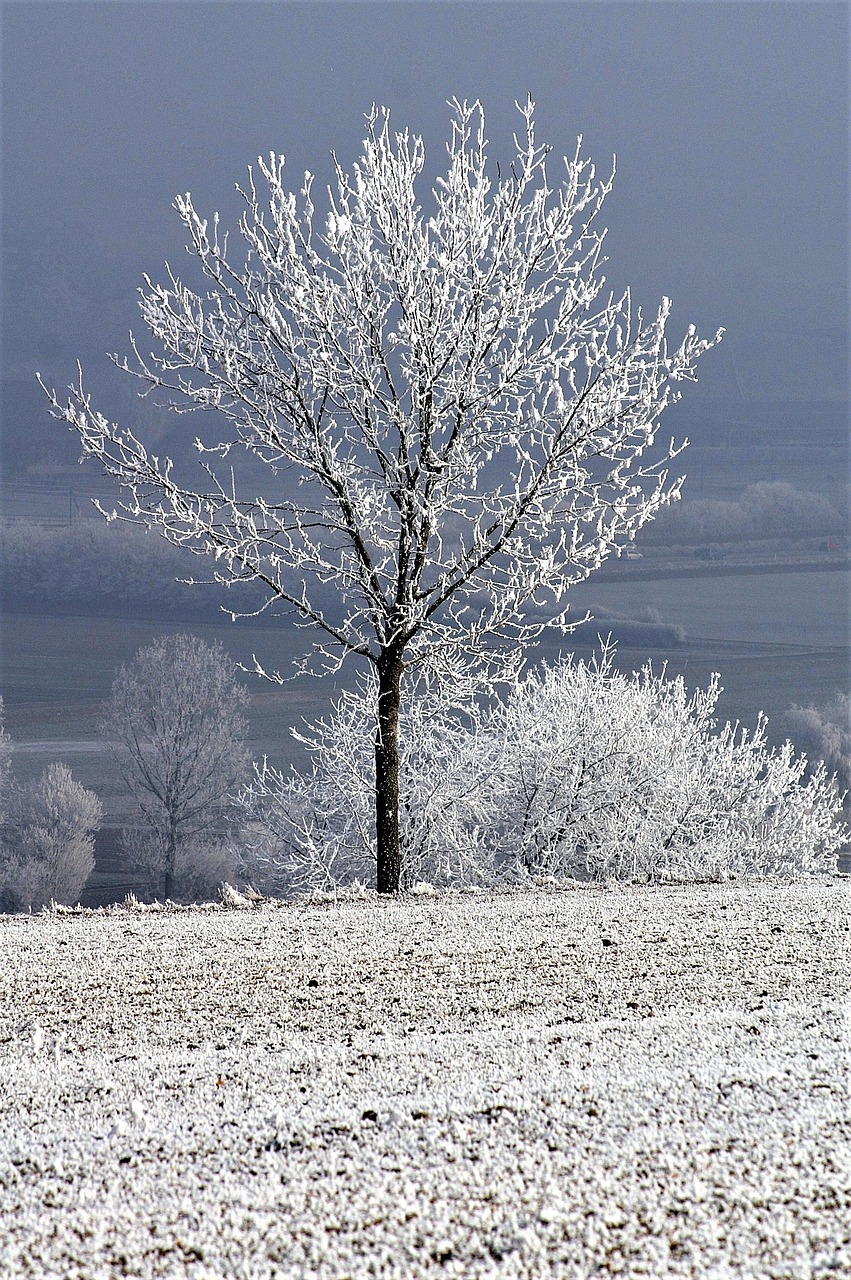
<box><xmin>0</xmin><ymin>879</ymin><xmax>848</xmax><ymax>1279</ymax></box>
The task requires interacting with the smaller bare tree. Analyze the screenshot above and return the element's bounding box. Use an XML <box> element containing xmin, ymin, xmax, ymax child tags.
<box><xmin>101</xmin><ymin>634</ymin><xmax>250</xmax><ymax>900</ymax></box>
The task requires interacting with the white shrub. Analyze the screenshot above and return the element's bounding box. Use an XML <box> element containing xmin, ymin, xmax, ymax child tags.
<box><xmin>238</xmin><ymin>649</ymin><xmax>846</xmax><ymax>894</ymax></box>
<box><xmin>784</xmin><ymin>694</ymin><xmax>851</xmax><ymax>827</ymax></box>
<box><xmin>490</xmin><ymin>651</ymin><xmax>844</xmax><ymax>882</ymax></box>
<box><xmin>0</xmin><ymin>763</ymin><xmax>101</xmax><ymax>911</ymax></box>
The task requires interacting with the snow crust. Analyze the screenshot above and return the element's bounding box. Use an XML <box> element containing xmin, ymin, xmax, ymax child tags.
<box><xmin>0</xmin><ymin>880</ymin><xmax>848</xmax><ymax>1278</ymax></box>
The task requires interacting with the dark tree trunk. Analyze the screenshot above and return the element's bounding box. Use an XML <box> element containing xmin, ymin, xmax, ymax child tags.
<box><xmin>163</xmin><ymin>821</ymin><xmax>177</xmax><ymax>901</ymax></box>
<box><xmin>375</xmin><ymin>648</ymin><xmax>403</xmax><ymax>894</ymax></box>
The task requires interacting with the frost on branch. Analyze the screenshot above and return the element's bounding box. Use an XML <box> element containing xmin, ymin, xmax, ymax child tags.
<box><xmin>42</xmin><ymin>98</ymin><xmax>722</xmax><ymax>892</ymax></box>
<box><xmin>41</xmin><ymin>98</ymin><xmax>720</xmax><ymax>669</ymax></box>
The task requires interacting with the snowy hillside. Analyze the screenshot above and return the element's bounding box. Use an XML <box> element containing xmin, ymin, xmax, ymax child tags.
<box><xmin>1</xmin><ymin>880</ymin><xmax>848</xmax><ymax>1278</ymax></box>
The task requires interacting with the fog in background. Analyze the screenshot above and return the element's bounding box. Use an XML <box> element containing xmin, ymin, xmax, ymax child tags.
<box><xmin>2</xmin><ymin>0</ymin><xmax>847</xmax><ymax>475</ymax></box>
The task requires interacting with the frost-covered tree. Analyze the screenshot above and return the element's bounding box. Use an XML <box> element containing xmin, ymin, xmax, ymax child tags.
<box><xmin>101</xmin><ymin>634</ymin><xmax>249</xmax><ymax>900</ymax></box>
<box><xmin>0</xmin><ymin>705</ymin><xmax>101</xmax><ymax>912</ymax></box>
<box><xmin>645</xmin><ymin>481</ymin><xmax>844</xmax><ymax>546</ymax></box>
<box><xmin>488</xmin><ymin>653</ymin><xmax>844</xmax><ymax>881</ymax></box>
<box><xmin>43</xmin><ymin>99</ymin><xmax>721</xmax><ymax>893</ymax></box>
<box><xmin>0</xmin><ymin>763</ymin><xmax>101</xmax><ymax>913</ymax></box>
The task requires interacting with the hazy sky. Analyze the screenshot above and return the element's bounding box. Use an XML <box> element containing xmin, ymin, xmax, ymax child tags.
<box><xmin>2</xmin><ymin>0</ymin><xmax>848</xmax><ymax>468</ymax></box>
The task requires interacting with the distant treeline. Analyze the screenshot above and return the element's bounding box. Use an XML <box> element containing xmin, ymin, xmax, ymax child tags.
<box><xmin>1</xmin><ymin>520</ymin><xmax>688</xmax><ymax>646</ymax></box>
<box><xmin>644</xmin><ymin>481</ymin><xmax>845</xmax><ymax>546</ymax></box>
<box><xmin>0</xmin><ymin>521</ymin><xmax>243</xmax><ymax>615</ymax></box>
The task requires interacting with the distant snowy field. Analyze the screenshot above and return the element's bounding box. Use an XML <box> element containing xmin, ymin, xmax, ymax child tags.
<box><xmin>1</xmin><ymin>881</ymin><xmax>848</xmax><ymax>1278</ymax></box>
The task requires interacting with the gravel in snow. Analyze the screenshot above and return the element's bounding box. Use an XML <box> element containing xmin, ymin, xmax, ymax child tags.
<box><xmin>0</xmin><ymin>879</ymin><xmax>849</xmax><ymax>1278</ymax></box>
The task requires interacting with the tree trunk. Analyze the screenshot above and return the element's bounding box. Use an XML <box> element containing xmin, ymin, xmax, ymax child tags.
<box><xmin>163</xmin><ymin>821</ymin><xmax>177</xmax><ymax>901</ymax></box>
<box><xmin>375</xmin><ymin>648</ymin><xmax>403</xmax><ymax>894</ymax></box>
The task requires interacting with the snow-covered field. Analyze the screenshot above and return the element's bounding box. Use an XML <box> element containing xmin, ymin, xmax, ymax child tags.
<box><xmin>1</xmin><ymin>880</ymin><xmax>848</xmax><ymax>1278</ymax></box>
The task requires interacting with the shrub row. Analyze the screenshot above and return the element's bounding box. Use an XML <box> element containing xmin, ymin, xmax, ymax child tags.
<box><xmin>239</xmin><ymin>648</ymin><xmax>847</xmax><ymax>895</ymax></box>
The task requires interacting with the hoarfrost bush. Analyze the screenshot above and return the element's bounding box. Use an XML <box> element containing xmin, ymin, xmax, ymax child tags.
<box><xmin>494</xmin><ymin>652</ymin><xmax>844</xmax><ymax>882</ymax></box>
<box><xmin>784</xmin><ymin>694</ymin><xmax>851</xmax><ymax>827</ymax></box>
<box><xmin>239</xmin><ymin>648</ymin><xmax>845</xmax><ymax>893</ymax></box>
<box><xmin>0</xmin><ymin>762</ymin><xmax>101</xmax><ymax>912</ymax></box>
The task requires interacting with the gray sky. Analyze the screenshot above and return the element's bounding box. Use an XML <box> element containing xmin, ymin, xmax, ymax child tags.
<box><xmin>2</xmin><ymin>0</ymin><xmax>848</xmax><ymax>470</ymax></box>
